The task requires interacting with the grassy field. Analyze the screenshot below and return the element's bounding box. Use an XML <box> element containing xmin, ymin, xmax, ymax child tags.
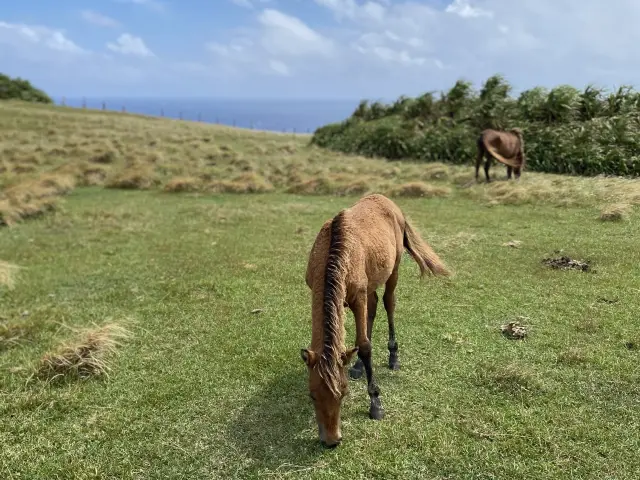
<box><xmin>2</xmin><ymin>102</ymin><xmax>640</xmax><ymax>478</ymax></box>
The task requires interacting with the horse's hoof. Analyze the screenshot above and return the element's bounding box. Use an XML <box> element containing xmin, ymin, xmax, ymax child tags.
<box><xmin>369</xmin><ymin>405</ymin><xmax>385</xmax><ymax>420</ymax></box>
<box><xmin>349</xmin><ymin>366</ymin><xmax>364</xmax><ymax>380</ymax></box>
<box><xmin>388</xmin><ymin>361</ymin><xmax>400</xmax><ymax>371</ymax></box>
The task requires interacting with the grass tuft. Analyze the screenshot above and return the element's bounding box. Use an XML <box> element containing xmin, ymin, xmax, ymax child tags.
<box><xmin>0</xmin><ymin>260</ymin><xmax>20</xmax><ymax>289</ymax></box>
<box><xmin>0</xmin><ymin>318</ymin><xmax>34</xmax><ymax>351</ymax></box>
<box><xmin>475</xmin><ymin>362</ymin><xmax>544</xmax><ymax>398</ymax></box>
<box><xmin>386</xmin><ymin>181</ymin><xmax>451</xmax><ymax>198</ymax></box>
<box><xmin>34</xmin><ymin>322</ymin><xmax>131</xmax><ymax>383</ymax></box>
<box><xmin>208</xmin><ymin>172</ymin><xmax>274</xmax><ymax>194</ymax></box>
<box><xmin>163</xmin><ymin>176</ymin><xmax>202</xmax><ymax>193</ymax></box>
<box><xmin>105</xmin><ymin>166</ymin><xmax>159</xmax><ymax>190</ymax></box>
<box><xmin>556</xmin><ymin>347</ymin><xmax>590</xmax><ymax>366</ymax></box>
<box><xmin>599</xmin><ymin>202</ymin><xmax>631</xmax><ymax>221</ymax></box>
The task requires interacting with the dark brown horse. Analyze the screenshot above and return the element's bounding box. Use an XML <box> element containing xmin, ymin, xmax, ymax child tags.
<box><xmin>475</xmin><ymin>128</ymin><xmax>526</xmax><ymax>182</ymax></box>
<box><xmin>301</xmin><ymin>194</ymin><xmax>451</xmax><ymax>447</ymax></box>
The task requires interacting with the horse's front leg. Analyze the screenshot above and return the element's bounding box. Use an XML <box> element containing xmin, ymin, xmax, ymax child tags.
<box><xmin>349</xmin><ymin>291</ymin><xmax>378</xmax><ymax>380</ymax></box>
<box><xmin>351</xmin><ymin>290</ymin><xmax>384</xmax><ymax>420</ymax></box>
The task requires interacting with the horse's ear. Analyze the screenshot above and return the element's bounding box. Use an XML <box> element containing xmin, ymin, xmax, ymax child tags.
<box><xmin>341</xmin><ymin>347</ymin><xmax>359</xmax><ymax>366</ymax></box>
<box><xmin>301</xmin><ymin>348</ymin><xmax>317</xmax><ymax>367</ymax></box>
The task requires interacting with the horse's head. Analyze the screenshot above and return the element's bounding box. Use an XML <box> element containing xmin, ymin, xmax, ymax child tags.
<box><xmin>300</xmin><ymin>347</ymin><xmax>358</xmax><ymax>448</ymax></box>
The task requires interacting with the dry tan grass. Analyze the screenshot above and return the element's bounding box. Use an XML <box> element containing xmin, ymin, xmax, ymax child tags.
<box><xmin>0</xmin><ymin>260</ymin><xmax>20</xmax><ymax>289</ymax></box>
<box><xmin>0</xmin><ymin>171</ymin><xmax>74</xmax><ymax>226</ymax></box>
<box><xmin>386</xmin><ymin>182</ymin><xmax>452</xmax><ymax>198</ymax></box>
<box><xmin>34</xmin><ymin>322</ymin><xmax>131</xmax><ymax>382</ymax></box>
<box><xmin>4</xmin><ymin>100</ymin><xmax>640</xmax><ymax>220</ymax></box>
<box><xmin>164</xmin><ymin>176</ymin><xmax>202</xmax><ymax>193</ymax></box>
<box><xmin>105</xmin><ymin>165</ymin><xmax>159</xmax><ymax>190</ymax></box>
<box><xmin>1</xmin><ymin>321</ymin><xmax>28</xmax><ymax>350</ymax></box>
<box><xmin>207</xmin><ymin>172</ymin><xmax>274</xmax><ymax>193</ymax></box>
<box><xmin>599</xmin><ymin>203</ymin><xmax>632</xmax><ymax>221</ymax></box>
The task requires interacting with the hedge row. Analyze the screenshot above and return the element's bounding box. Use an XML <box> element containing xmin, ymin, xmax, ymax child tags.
<box><xmin>311</xmin><ymin>75</ymin><xmax>640</xmax><ymax>177</ymax></box>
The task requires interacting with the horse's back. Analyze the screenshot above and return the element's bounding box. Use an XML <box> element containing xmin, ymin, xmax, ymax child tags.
<box><xmin>306</xmin><ymin>194</ymin><xmax>406</xmax><ymax>294</ymax></box>
<box><xmin>343</xmin><ymin>195</ymin><xmax>405</xmax><ymax>291</ymax></box>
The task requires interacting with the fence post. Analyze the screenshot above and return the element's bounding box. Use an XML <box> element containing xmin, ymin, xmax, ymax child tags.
<box><xmin>160</xmin><ymin>108</ymin><xmax>164</xmax><ymax>117</ymax></box>
<box><xmin>179</xmin><ymin>111</ymin><xmax>183</xmax><ymax>120</ymax></box>
<box><xmin>82</xmin><ymin>97</ymin><xmax>86</xmax><ymax>109</ymax></box>
<box><xmin>122</xmin><ymin>105</ymin><xmax>126</xmax><ymax>113</ymax></box>
<box><xmin>61</xmin><ymin>96</ymin><xmax>66</xmax><ymax>106</ymax></box>
<box><xmin>102</xmin><ymin>102</ymin><xmax>106</xmax><ymax>111</ymax></box>
<box><xmin>197</xmin><ymin>112</ymin><xmax>202</xmax><ymax>122</ymax></box>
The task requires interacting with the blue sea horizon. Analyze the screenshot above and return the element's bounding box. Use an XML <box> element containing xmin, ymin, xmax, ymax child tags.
<box><xmin>57</xmin><ymin>97</ymin><xmax>365</xmax><ymax>134</ymax></box>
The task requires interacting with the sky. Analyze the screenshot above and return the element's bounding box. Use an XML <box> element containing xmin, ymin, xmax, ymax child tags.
<box><xmin>1</xmin><ymin>0</ymin><xmax>640</xmax><ymax>100</ymax></box>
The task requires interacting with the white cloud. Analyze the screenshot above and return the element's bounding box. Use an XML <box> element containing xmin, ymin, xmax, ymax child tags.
<box><xmin>231</xmin><ymin>0</ymin><xmax>253</xmax><ymax>7</ymax></box>
<box><xmin>257</xmin><ymin>9</ymin><xmax>334</xmax><ymax>57</ymax></box>
<box><xmin>81</xmin><ymin>10</ymin><xmax>121</xmax><ymax>28</ymax></box>
<box><xmin>445</xmin><ymin>0</ymin><xmax>493</xmax><ymax>18</ymax></box>
<box><xmin>7</xmin><ymin>0</ymin><xmax>640</xmax><ymax>99</ymax></box>
<box><xmin>206</xmin><ymin>9</ymin><xmax>335</xmax><ymax>78</ymax></box>
<box><xmin>230</xmin><ymin>0</ymin><xmax>272</xmax><ymax>8</ymax></box>
<box><xmin>315</xmin><ymin>0</ymin><xmax>388</xmax><ymax>23</ymax></box>
<box><xmin>114</xmin><ymin>0</ymin><xmax>165</xmax><ymax>13</ymax></box>
<box><xmin>107</xmin><ymin>33</ymin><xmax>154</xmax><ymax>57</ymax></box>
<box><xmin>269</xmin><ymin>59</ymin><xmax>290</xmax><ymax>76</ymax></box>
<box><xmin>0</xmin><ymin>21</ymin><xmax>86</xmax><ymax>54</ymax></box>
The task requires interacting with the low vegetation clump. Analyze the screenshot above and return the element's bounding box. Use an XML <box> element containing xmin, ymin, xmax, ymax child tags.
<box><xmin>0</xmin><ymin>260</ymin><xmax>19</xmax><ymax>289</ymax></box>
<box><xmin>0</xmin><ymin>73</ymin><xmax>52</xmax><ymax>104</ymax></box>
<box><xmin>0</xmin><ymin>171</ymin><xmax>76</xmax><ymax>225</ymax></box>
<box><xmin>599</xmin><ymin>202</ymin><xmax>631</xmax><ymax>221</ymax></box>
<box><xmin>34</xmin><ymin>322</ymin><xmax>131</xmax><ymax>383</ymax></box>
<box><xmin>311</xmin><ymin>74</ymin><xmax>640</xmax><ymax>177</ymax></box>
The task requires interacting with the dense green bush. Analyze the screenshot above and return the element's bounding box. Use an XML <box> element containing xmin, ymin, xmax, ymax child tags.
<box><xmin>0</xmin><ymin>74</ymin><xmax>52</xmax><ymax>104</ymax></box>
<box><xmin>311</xmin><ymin>74</ymin><xmax>640</xmax><ymax>177</ymax></box>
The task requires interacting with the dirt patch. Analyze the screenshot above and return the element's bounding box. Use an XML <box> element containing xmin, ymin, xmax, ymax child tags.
<box><xmin>542</xmin><ymin>255</ymin><xmax>590</xmax><ymax>272</ymax></box>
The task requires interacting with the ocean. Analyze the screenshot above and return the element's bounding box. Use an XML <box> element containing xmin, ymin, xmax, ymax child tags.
<box><xmin>57</xmin><ymin>97</ymin><xmax>360</xmax><ymax>134</ymax></box>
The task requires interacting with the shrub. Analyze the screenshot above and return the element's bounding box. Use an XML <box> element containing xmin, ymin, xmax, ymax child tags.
<box><xmin>0</xmin><ymin>73</ymin><xmax>53</xmax><ymax>104</ymax></box>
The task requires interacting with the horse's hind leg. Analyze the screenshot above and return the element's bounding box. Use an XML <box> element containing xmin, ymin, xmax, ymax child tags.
<box><xmin>484</xmin><ymin>156</ymin><xmax>492</xmax><ymax>183</ymax></box>
<box><xmin>349</xmin><ymin>291</ymin><xmax>378</xmax><ymax>380</ymax></box>
<box><xmin>506</xmin><ymin>166</ymin><xmax>513</xmax><ymax>180</ymax></box>
<box><xmin>384</xmin><ymin>268</ymin><xmax>400</xmax><ymax>371</ymax></box>
<box><xmin>475</xmin><ymin>145</ymin><xmax>483</xmax><ymax>182</ymax></box>
<box><xmin>351</xmin><ymin>290</ymin><xmax>384</xmax><ymax>420</ymax></box>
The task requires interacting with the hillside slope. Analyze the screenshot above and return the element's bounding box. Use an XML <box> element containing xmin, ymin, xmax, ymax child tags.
<box><xmin>2</xmin><ymin>100</ymin><xmax>640</xmax><ymax>226</ymax></box>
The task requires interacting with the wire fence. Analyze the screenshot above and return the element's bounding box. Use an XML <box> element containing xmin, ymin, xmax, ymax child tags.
<box><xmin>58</xmin><ymin>96</ymin><xmax>317</xmax><ymax>135</ymax></box>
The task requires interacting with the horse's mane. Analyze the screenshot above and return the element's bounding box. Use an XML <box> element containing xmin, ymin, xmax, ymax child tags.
<box><xmin>316</xmin><ymin>210</ymin><xmax>347</xmax><ymax>399</ymax></box>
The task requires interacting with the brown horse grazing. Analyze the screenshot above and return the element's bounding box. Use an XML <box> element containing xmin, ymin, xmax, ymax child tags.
<box><xmin>475</xmin><ymin>128</ymin><xmax>526</xmax><ymax>183</ymax></box>
<box><xmin>301</xmin><ymin>193</ymin><xmax>451</xmax><ymax>448</ymax></box>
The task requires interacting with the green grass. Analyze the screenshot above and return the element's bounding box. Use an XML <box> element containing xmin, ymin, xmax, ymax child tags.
<box><xmin>2</xmin><ymin>187</ymin><xmax>640</xmax><ymax>478</ymax></box>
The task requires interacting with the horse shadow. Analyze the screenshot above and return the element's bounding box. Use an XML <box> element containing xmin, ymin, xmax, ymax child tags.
<box><xmin>226</xmin><ymin>369</ymin><xmax>324</xmax><ymax>472</ymax></box>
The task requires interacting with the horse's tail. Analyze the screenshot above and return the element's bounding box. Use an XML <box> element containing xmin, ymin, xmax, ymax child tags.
<box><xmin>510</xmin><ymin>128</ymin><xmax>526</xmax><ymax>169</ymax></box>
<box><xmin>483</xmin><ymin>141</ymin><xmax>522</xmax><ymax>169</ymax></box>
<box><xmin>480</xmin><ymin>129</ymin><xmax>524</xmax><ymax>169</ymax></box>
<box><xmin>403</xmin><ymin>219</ymin><xmax>451</xmax><ymax>278</ymax></box>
